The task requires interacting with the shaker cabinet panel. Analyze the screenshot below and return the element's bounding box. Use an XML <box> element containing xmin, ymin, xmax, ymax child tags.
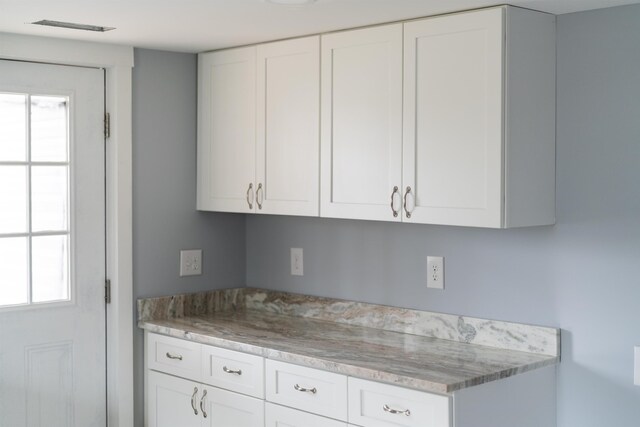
<box><xmin>198</xmin><ymin>46</ymin><xmax>257</xmax><ymax>213</ymax></box>
<box><xmin>147</xmin><ymin>370</ymin><xmax>202</xmax><ymax>427</ymax></box>
<box><xmin>402</xmin><ymin>8</ymin><xmax>504</xmax><ymax>227</ymax></box>
<box><xmin>256</xmin><ymin>36</ymin><xmax>320</xmax><ymax>216</ymax></box>
<box><xmin>201</xmin><ymin>385</ymin><xmax>265</xmax><ymax>427</ymax></box>
<box><xmin>320</xmin><ymin>24</ymin><xmax>403</xmax><ymax>222</ymax></box>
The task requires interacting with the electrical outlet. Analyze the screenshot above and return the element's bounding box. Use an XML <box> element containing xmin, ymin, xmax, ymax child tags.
<box><xmin>291</xmin><ymin>248</ymin><xmax>303</xmax><ymax>276</ymax></box>
<box><xmin>635</xmin><ymin>346</ymin><xmax>640</xmax><ymax>386</ymax></box>
<box><xmin>180</xmin><ymin>249</ymin><xmax>202</xmax><ymax>277</ymax></box>
<box><xmin>427</xmin><ymin>256</ymin><xmax>444</xmax><ymax>289</ymax></box>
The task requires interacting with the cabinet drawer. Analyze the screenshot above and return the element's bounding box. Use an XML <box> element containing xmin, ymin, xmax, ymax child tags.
<box><xmin>266</xmin><ymin>403</ymin><xmax>348</xmax><ymax>427</ymax></box>
<box><xmin>147</xmin><ymin>333</ymin><xmax>202</xmax><ymax>381</ymax></box>
<box><xmin>202</xmin><ymin>345</ymin><xmax>265</xmax><ymax>398</ymax></box>
<box><xmin>266</xmin><ymin>359</ymin><xmax>348</xmax><ymax>421</ymax></box>
<box><xmin>348</xmin><ymin>378</ymin><xmax>451</xmax><ymax>427</ymax></box>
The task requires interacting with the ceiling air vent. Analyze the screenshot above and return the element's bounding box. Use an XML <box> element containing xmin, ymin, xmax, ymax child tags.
<box><xmin>31</xmin><ymin>20</ymin><xmax>115</xmax><ymax>32</ymax></box>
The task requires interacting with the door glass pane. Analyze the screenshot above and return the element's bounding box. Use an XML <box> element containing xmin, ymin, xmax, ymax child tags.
<box><xmin>31</xmin><ymin>166</ymin><xmax>69</xmax><ymax>232</ymax></box>
<box><xmin>0</xmin><ymin>237</ymin><xmax>29</xmax><ymax>306</ymax></box>
<box><xmin>0</xmin><ymin>166</ymin><xmax>28</xmax><ymax>233</ymax></box>
<box><xmin>0</xmin><ymin>93</ymin><xmax>27</xmax><ymax>161</ymax></box>
<box><xmin>31</xmin><ymin>95</ymin><xmax>68</xmax><ymax>162</ymax></box>
<box><xmin>32</xmin><ymin>235</ymin><xmax>69</xmax><ymax>303</ymax></box>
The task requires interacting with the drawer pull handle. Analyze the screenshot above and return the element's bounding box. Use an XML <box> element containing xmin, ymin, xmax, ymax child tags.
<box><xmin>200</xmin><ymin>389</ymin><xmax>208</xmax><ymax>418</ymax></box>
<box><xmin>390</xmin><ymin>186</ymin><xmax>399</xmax><ymax>217</ymax></box>
<box><xmin>222</xmin><ymin>366</ymin><xmax>242</xmax><ymax>376</ymax></box>
<box><xmin>383</xmin><ymin>404</ymin><xmax>411</xmax><ymax>417</ymax></box>
<box><xmin>294</xmin><ymin>383</ymin><xmax>317</xmax><ymax>394</ymax></box>
<box><xmin>403</xmin><ymin>186</ymin><xmax>413</xmax><ymax>219</ymax></box>
<box><xmin>166</xmin><ymin>352</ymin><xmax>183</xmax><ymax>361</ymax></box>
<box><xmin>191</xmin><ymin>387</ymin><xmax>199</xmax><ymax>416</ymax></box>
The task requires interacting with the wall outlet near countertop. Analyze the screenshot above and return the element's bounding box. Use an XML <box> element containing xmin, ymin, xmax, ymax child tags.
<box><xmin>427</xmin><ymin>256</ymin><xmax>444</xmax><ymax>289</ymax></box>
<box><xmin>291</xmin><ymin>248</ymin><xmax>303</xmax><ymax>276</ymax></box>
<box><xmin>180</xmin><ymin>249</ymin><xmax>202</xmax><ymax>277</ymax></box>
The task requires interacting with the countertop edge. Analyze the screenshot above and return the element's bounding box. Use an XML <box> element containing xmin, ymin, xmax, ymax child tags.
<box><xmin>139</xmin><ymin>320</ymin><xmax>559</xmax><ymax>395</ymax></box>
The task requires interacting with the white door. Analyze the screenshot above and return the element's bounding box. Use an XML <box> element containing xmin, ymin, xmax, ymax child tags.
<box><xmin>320</xmin><ymin>24</ymin><xmax>403</xmax><ymax>222</ymax></box>
<box><xmin>147</xmin><ymin>371</ymin><xmax>201</xmax><ymax>427</ymax></box>
<box><xmin>402</xmin><ymin>9</ymin><xmax>504</xmax><ymax>227</ymax></box>
<box><xmin>266</xmin><ymin>402</ymin><xmax>348</xmax><ymax>427</ymax></box>
<box><xmin>201</xmin><ymin>385</ymin><xmax>265</xmax><ymax>427</ymax></box>
<box><xmin>256</xmin><ymin>36</ymin><xmax>320</xmax><ymax>217</ymax></box>
<box><xmin>0</xmin><ymin>61</ymin><xmax>106</xmax><ymax>426</ymax></box>
<box><xmin>197</xmin><ymin>47</ymin><xmax>257</xmax><ymax>213</ymax></box>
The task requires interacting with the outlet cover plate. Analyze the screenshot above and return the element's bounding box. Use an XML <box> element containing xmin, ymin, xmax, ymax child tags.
<box><xmin>291</xmin><ymin>248</ymin><xmax>303</xmax><ymax>276</ymax></box>
<box><xmin>427</xmin><ymin>256</ymin><xmax>444</xmax><ymax>289</ymax></box>
<box><xmin>180</xmin><ymin>249</ymin><xmax>202</xmax><ymax>277</ymax></box>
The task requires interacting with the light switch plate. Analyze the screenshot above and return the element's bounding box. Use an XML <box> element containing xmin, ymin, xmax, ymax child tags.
<box><xmin>180</xmin><ymin>249</ymin><xmax>202</xmax><ymax>277</ymax></box>
<box><xmin>291</xmin><ymin>248</ymin><xmax>303</xmax><ymax>276</ymax></box>
<box><xmin>635</xmin><ymin>346</ymin><xmax>640</xmax><ymax>386</ymax></box>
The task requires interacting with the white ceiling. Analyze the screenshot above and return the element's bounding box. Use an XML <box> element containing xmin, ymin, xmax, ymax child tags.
<box><xmin>1</xmin><ymin>0</ymin><xmax>639</xmax><ymax>53</ymax></box>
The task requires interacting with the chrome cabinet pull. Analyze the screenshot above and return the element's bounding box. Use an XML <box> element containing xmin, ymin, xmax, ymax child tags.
<box><xmin>294</xmin><ymin>383</ymin><xmax>317</xmax><ymax>394</ymax></box>
<box><xmin>246</xmin><ymin>183</ymin><xmax>254</xmax><ymax>209</ymax></box>
<box><xmin>403</xmin><ymin>186</ymin><xmax>413</xmax><ymax>218</ymax></box>
<box><xmin>165</xmin><ymin>352</ymin><xmax>183</xmax><ymax>361</ymax></box>
<box><xmin>191</xmin><ymin>387</ymin><xmax>199</xmax><ymax>416</ymax></box>
<box><xmin>222</xmin><ymin>366</ymin><xmax>242</xmax><ymax>376</ymax></box>
<box><xmin>256</xmin><ymin>183</ymin><xmax>264</xmax><ymax>210</ymax></box>
<box><xmin>200</xmin><ymin>389</ymin><xmax>208</xmax><ymax>418</ymax></box>
<box><xmin>390</xmin><ymin>186</ymin><xmax>399</xmax><ymax>217</ymax></box>
<box><xmin>383</xmin><ymin>404</ymin><xmax>411</xmax><ymax>417</ymax></box>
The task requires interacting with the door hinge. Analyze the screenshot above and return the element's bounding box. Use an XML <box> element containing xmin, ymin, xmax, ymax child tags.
<box><xmin>105</xmin><ymin>279</ymin><xmax>112</xmax><ymax>304</ymax></box>
<box><xmin>104</xmin><ymin>112</ymin><xmax>111</xmax><ymax>139</ymax></box>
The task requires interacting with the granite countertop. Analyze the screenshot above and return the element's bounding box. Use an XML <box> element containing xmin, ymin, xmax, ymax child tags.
<box><xmin>138</xmin><ymin>288</ymin><xmax>560</xmax><ymax>395</ymax></box>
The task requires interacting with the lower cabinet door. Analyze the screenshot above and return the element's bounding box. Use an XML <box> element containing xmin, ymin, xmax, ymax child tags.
<box><xmin>147</xmin><ymin>370</ymin><xmax>202</xmax><ymax>427</ymax></box>
<box><xmin>266</xmin><ymin>403</ymin><xmax>347</xmax><ymax>427</ymax></box>
<box><xmin>201</xmin><ymin>385</ymin><xmax>265</xmax><ymax>427</ymax></box>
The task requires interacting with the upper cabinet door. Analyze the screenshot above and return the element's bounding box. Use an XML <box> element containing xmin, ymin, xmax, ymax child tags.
<box><xmin>256</xmin><ymin>36</ymin><xmax>320</xmax><ymax>216</ymax></box>
<box><xmin>403</xmin><ymin>9</ymin><xmax>504</xmax><ymax>227</ymax></box>
<box><xmin>198</xmin><ymin>47</ymin><xmax>257</xmax><ymax>213</ymax></box>
<box><xmin>321</xmin><ymin>24</ymin><xmax>403</xmax><ymax>222</ymax></box>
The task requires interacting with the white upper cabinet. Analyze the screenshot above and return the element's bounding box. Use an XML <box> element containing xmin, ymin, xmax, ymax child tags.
<box><xmin>403</xmin><ymin>7</ymin><xmax>556</xmax><ymax>227</ymax></box>
<box><xmin>197</xmin><ymin>6</ymin><xmax>555</xmax><ymax>228</ymax></box>
<box><xmin>256</xmin><ymin>36</ymin><xmax>320</xmax><ymax>216</ymax></box>
<box><xmin>198</xmin><ymin>46</ymin><xmax>256</xmax><ymax>213</ymax></box>
<box><xmin>320</xmin><ymin>24</ymin><xmax>403</xmax><ymax>222</ymax></box>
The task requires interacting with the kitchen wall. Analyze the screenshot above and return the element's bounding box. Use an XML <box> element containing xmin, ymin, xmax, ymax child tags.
<box><xmin>246</xmin><ymin>4</ymin><xmax>640</xmax><ymax>426</ymax></box>
<box><xmin>132</xmin><ymin>48</ymin><xmax>246</xmax><ymax>425</ymax></box>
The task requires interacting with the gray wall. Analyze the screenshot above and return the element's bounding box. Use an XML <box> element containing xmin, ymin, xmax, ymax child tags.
<box><xmin>246</xmin><ymin>4</ymin><xmax>640</xmax><ymax>426</ymax></box>
<box><xmin>132</xmin><ymin>48</ymin><xmax>246</xmax><ymax>426</ymax></box>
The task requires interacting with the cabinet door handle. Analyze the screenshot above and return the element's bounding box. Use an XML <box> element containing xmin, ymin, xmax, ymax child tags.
<box><xmin>222</xmin><ymin>366</ymin><xmax>242</xmax><ymax>376</ymax></box>
<box><xmin>165</xmin><ymin>352</ymin><xmax>183</xmax><ymax>361</ymax></box>
<box><xmin>191</xmin><ymin>387</ymin><xmax>199</xmax><ymax>416</ymax></box>
<box><xmin>383</xmin><ymin>404</ymin><xmax>411</xmax><ymax>417</ymax></box>
<box><xmin>199</xmin><ymin>389</ymin><xmax>208</xmax><ymax>418</ymax></box>
<box><xmin>256</xmin><ymin>183</ymin><xmax>264</xmax><ymax>210</ymax></box>
<box><xmin>390</xmin><ymin>186</ymin><xmax>399</xmax><ymax>217</ymax></box>
<box><xmin>246</xmin><ymin>183</ymin><xmax>254</xmax><ymax>209</ymax></box>
<box><xmin>403</xmin><ymin>186</ymin><xmax>413</xmax><ymax>218</ymax></box>
<box><xmin>294</xmin><ymin>383</ymin><xmax>317</xmax><ymax>394</ymax></box>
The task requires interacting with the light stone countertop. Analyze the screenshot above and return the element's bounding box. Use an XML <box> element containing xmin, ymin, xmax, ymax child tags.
<box><xmin>139</xmin><ymin>306</ymin><xmax>559</xmax><ymax>394</ymax></box>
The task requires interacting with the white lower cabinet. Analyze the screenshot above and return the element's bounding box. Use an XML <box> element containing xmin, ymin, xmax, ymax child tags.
<box><xmin>266</xmin><ymin>403</ymin><xmax>347</xmax><ymax>427</ymax></box>
<box><xmin>147</xmin><ymin>370</ymin><xmax>202</xmax><ymax>427</ymax></box>
<box><xmin>144</xmin><ymin>332</ymin><xmax>555</xmax><ymax>427</ymax></box>
<box><xmin>147</xmin><ymin>370</ymin><xmax>264</xmax><ymax>427</ymax></box>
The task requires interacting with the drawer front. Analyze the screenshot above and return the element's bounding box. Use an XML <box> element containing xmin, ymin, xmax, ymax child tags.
<box><xmin>147</xmin><ymin>333</ymin><xmax>202</xmax><ymax>381</ymax></box>
<box><xmin>348</xmin><ymin>378</ymin><xmax>451</xmax><ymax>427</ymax></box>
<box><xmin>266</xmin><ymin>403</ymin><xmax>348</xmax><ymax>427</ymax></box>
<box><xmin>266</xmin><ymin>359</ymin><xmax>348</xmax><ymax>421</ymax></box>
<box><xmin>202</xmin><ymin>345</ymin><xmax>265</xmax><ymax>398</ymax></box>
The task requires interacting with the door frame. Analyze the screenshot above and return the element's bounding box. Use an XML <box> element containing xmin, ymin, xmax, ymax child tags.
<box><xmin>0</xmin><ymin>32</ymin><xmax>134</xmax><ymax>427</ymax></box>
